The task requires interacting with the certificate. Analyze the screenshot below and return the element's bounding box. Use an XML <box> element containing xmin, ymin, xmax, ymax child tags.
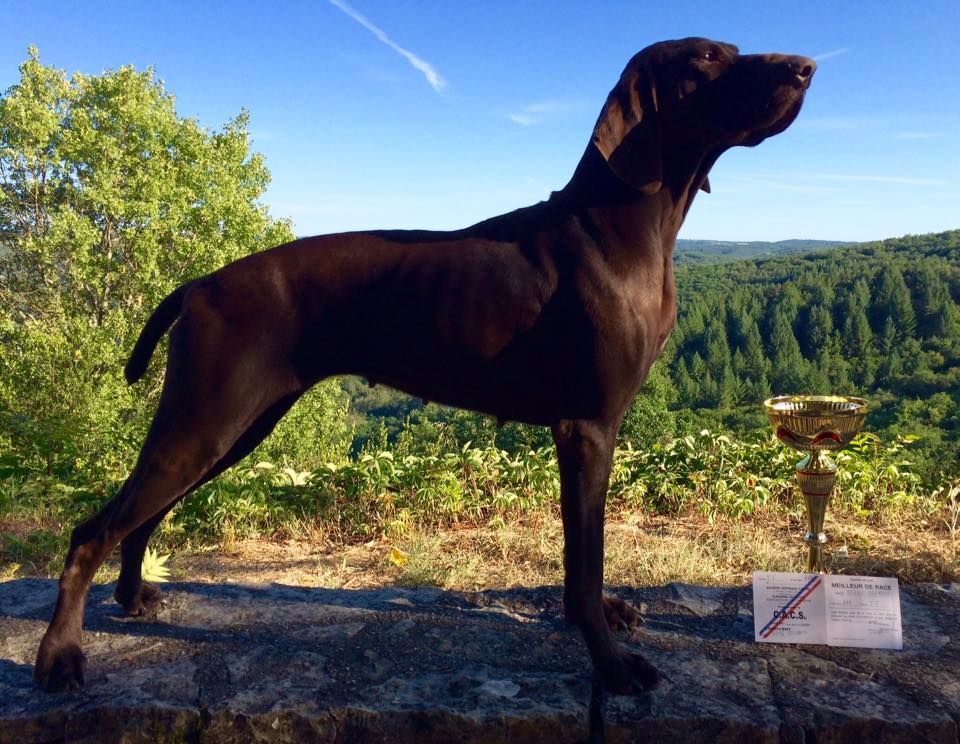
<box><xmin>753</xmin><ymin>572</ymin><xmax>827</xmax><ymax>645</ymax></box>
<box><xmin>824</xmin><ymin>575</ymin><xmax>903</xmax><ymax>650</ymax></box>
<box><xmin>752</xmin><ymin>572</ymin><xmax>902</xmax><ymax>649</ymax></box>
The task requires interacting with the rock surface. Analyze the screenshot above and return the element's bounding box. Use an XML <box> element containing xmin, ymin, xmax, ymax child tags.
<box><xmin>1</xmin><ymin>578</ymin><xmax>958</xmax><ymax>742</ymax></box>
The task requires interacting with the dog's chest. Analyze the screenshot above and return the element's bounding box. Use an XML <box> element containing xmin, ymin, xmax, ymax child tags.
<box><xmin>607</xmin><ymin>267</ymin><xmax>676</xmax><ymax>380</ymax></box>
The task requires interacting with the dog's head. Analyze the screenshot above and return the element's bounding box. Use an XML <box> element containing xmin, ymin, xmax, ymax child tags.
<box><xmin>592</xmin><ymin>37</ymin><xmax>815</xmax><ymax>194</ymax></box>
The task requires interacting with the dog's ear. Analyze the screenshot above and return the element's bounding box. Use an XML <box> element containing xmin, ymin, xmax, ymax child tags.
<box><xmin>591</xmin><ymin>62</ymin><xmax>662</xmax><ymax>194</ymax></box>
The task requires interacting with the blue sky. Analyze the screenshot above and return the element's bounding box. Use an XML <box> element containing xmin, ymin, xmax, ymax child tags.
<box><xmin>3</xmin><ymin>1</ymin><xmax>959</xmax><ymax>242</ymax></box>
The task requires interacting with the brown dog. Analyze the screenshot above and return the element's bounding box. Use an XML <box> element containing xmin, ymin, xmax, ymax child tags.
<box><xmin>35</xmin><ymin>38</ymin><xmax>814</xmax><ymax>694</ymax></box>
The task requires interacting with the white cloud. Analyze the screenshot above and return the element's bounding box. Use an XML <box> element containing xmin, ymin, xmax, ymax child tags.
<box><xmin>329</xmin><ymin>0</ymin><xmax>447</xmax><ymax>93</ymax></box>
<box><xmin>506</xmin><ymin>100</ymin><xmax>567</xmax><ymax>127</ymax></box>
<box><xmin>722</xmin><ymin>173</ymin><xmax>837</xmax><ymax>195</ymax></box>
<box><xmin>812</xmin><ymin>47</ymin><xmax>852</xmax><ymax>62</ymax></box>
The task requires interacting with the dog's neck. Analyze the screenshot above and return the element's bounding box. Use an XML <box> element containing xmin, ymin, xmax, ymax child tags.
<box><xmin>552</xmin><ymin>144</ymin><xmax>703</xmax><ymax>269</ymax></box>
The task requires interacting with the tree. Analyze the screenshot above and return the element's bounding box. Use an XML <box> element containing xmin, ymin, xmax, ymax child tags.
<box><xmin>703</xmin><ymin>311</ymin><xmax>732</xmax><ymax>380</ymax></box>
<box><xmin>914</xmin><ymin>262</ymin><xmax>960</xmax><ymax>340</ymax></box>
<box><xmin>870</xmin><ymin>265</ymin><xmax>916</xmax><ymax>341</ymax></box>
<box><xmin>766</xmin><ymin>303</ymin><xmax>807</xmax><ymax>393</ymax></box>
<box><xmin>817</xmin><ymin>331</ymin><xmax>853</xmax><ymax>392</ymax></box>
<box><xmin>0</xmin><ymin>48</ymin><xmax>347</xmax><ymax>477</ymax></box>
<box><xmin>801</xmin><ymin>301</ymin><xmax>834</xmax><ymax>360</ymax></box>
<box><xmin>620</xmin><ymin>360</ymin><xmax>677</xmax><ymax>448</ymax></box>
<box><xmin>672</xmin><ymin>358</ymin><xmax>697</xmax><ymax>407</ymax></box>
<box><xmin>732</xmin><ymin>313</ymin><xmax>769</xmax><ymax>378</ymax></box>
<box><xmin>837</xmin><ymin>279</ymin><xmax>876</xmax><ymax>388</ymax></box>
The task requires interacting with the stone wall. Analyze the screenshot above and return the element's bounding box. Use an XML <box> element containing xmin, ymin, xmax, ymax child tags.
<box><xmin>2</xmin><ymin>579</ymin><xmax>958</xmax><ymax>742</ymax></box>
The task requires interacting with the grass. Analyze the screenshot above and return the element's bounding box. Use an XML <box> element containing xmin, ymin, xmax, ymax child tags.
<box><xmin>378</xmin><ymin>510</ymin><xmax>957</xmax><ymax>591</ymax></box>
<box><xmin>5</xmin><ymin>506</ymin><xmax>950</xmax><ymax>593</ymax></box>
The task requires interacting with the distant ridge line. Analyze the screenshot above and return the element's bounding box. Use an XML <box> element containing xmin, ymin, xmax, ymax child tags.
<box><xmin>674</xmin><ymin>238</ymin><xmax>852</xmax><ymax>265</ymax></box>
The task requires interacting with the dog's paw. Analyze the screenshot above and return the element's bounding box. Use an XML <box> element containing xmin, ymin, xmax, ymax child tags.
<box><xmin>114</xmin><ymin>580</ymin><xmax>164</xmax><ymax>618</ymax></box>
<box><xmin>602</xmin><ymin>594</ymin><xmax>641</xmax><ymax>631</ymax></box>
<box><xmin>34</xmin><ymin>639</ymin><xmax>86</xmax><ymax>692</ymax></box>
<box><xmin>602</xmin><ymin>651</ymin><xmax>660</xmax><ymax>696</ymax></box>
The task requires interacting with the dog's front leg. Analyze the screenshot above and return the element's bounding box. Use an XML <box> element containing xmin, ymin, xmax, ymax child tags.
<box><xmin>552</xmin><ymin>419</ymin><xmax>659</xmax><ymax>695</ymax></box>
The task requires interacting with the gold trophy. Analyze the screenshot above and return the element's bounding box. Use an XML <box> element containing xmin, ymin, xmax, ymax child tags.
<box><xmin>763</xmin><ymin>395</ymin><xmax>868</xmax><ymax>573</ymax></box>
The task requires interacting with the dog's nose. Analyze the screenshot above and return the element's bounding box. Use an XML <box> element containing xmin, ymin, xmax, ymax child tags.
<box><xmin>746</xmin><ymin>53</ymin><xmax>818</xmax><ymax>89</ymax></box>
<box><xmin>788</xmin><ymin>56</ymin><xmax>817</xmax><ymax>86</ymax></box>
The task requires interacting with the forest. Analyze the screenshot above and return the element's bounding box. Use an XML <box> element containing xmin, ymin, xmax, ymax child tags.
<box><xmin>667</xmin><ymin>230</ymin><xmax>960</xmax><ymax>475</ymax></box>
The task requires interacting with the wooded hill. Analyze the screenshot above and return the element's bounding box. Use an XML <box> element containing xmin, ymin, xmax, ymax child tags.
<box><xmin>669</xmin><ymin>230</ymin><xmax>959</xmax><ymax>401</ymax></box>
<box><xmin>674</xmin><ymin>238</ymin><xmax>851</xmax><ymax>265</ymax></box>
<box><xmin>666</xmin><ymin>229</ymin><xmax>960</xmax><ymax>477</ymax></box>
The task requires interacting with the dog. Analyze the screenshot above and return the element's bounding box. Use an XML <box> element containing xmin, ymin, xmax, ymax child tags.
<box><xmin>35</xmin><ymin>37</ymin><xmax>814</xmax><ymax>694</ymax></box>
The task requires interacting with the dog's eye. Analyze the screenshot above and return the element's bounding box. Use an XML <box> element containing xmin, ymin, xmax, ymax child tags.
<box><xmin>690</xmin><ymin>49</ymin><xmax>725</xmax><ymax>78</ymax></box>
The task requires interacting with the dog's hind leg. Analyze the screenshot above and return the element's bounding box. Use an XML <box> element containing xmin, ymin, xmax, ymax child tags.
<box><xmin>35</xmin><ymin>301</ymin><xmax>303</xmax><ymax>691</ymax></box>
<box><xmin>113</xmin><ymin>393</ymin><xmax>301</xmax><ymax>617</ymax></box>
<box><xmin>553</xmin><ymin>418</ymin><xmax>660</xmax><ymax>696</ymax></box>
<box><xmin>110</xmin><ymin>503</ymin><xmax>176</xmax><ymax>617</ymax></box>
<box><xmin>35</xmin><ymin>394</ymin><xmax>297</xmax><ymax>690</ymax></box>
<box><xmin>33</xmin><ymin>426</ymin><xmax>232</xmax><ymax>690</ymax></box>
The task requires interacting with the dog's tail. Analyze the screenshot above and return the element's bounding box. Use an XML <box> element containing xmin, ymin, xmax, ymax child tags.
<box><xmin>124</xmin><ymin>283</ymin><xmax>191</xmax><ymax>384</ymax></box>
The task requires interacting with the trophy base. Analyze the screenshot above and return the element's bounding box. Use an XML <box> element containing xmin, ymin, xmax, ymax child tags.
<box><xmin>804</xmin><ymin>532</ymin><xmax>828</xmax><ymax>574</ymax></box>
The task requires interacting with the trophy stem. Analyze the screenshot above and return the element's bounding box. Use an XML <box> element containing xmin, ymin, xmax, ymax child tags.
<box><xmin>796</xmin><ymin>452</ymin><xmax>836</xmax><ymax>573</ymax></box>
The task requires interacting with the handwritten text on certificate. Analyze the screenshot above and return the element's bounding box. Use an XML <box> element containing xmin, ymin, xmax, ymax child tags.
<box><xmin>823</xmin><ymin>575</ymin><xmax>903</xmax><ymax>649</ymax></box>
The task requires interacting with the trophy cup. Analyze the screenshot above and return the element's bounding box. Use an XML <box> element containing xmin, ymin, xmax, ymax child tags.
<box><xmin>763</xmin><ymin>395</ymin><xmax>868</xmax><ymax>573</ymax></box>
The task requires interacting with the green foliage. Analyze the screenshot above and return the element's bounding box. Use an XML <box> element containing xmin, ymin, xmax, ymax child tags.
<box><xmin>620</xmin><ymin>360</ymin><xmax>677</xmax><ymax>448</ymax></box>
<box><xmin>163</xmin><ymin>439</ymin><xmax>561</xmax><ymax>544</ymax></box>
<box><xmin>837</xmin><ymin>433</ymin><xmax>924</xmax><ymax>518</ymax></box>
<box><xmin>254</xmin><ymin>383</ymin><xmax>349</xmax><ymax>471</ymax></box>
<box><xmin>4</xmin><ymin>425</ymin><xmax>943</xmax><ymax>559</ymax></box>
<box><xmin>0</xmin><ymin>47</ymin><xmax>347</xmax><ymax>480</ymax></box>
